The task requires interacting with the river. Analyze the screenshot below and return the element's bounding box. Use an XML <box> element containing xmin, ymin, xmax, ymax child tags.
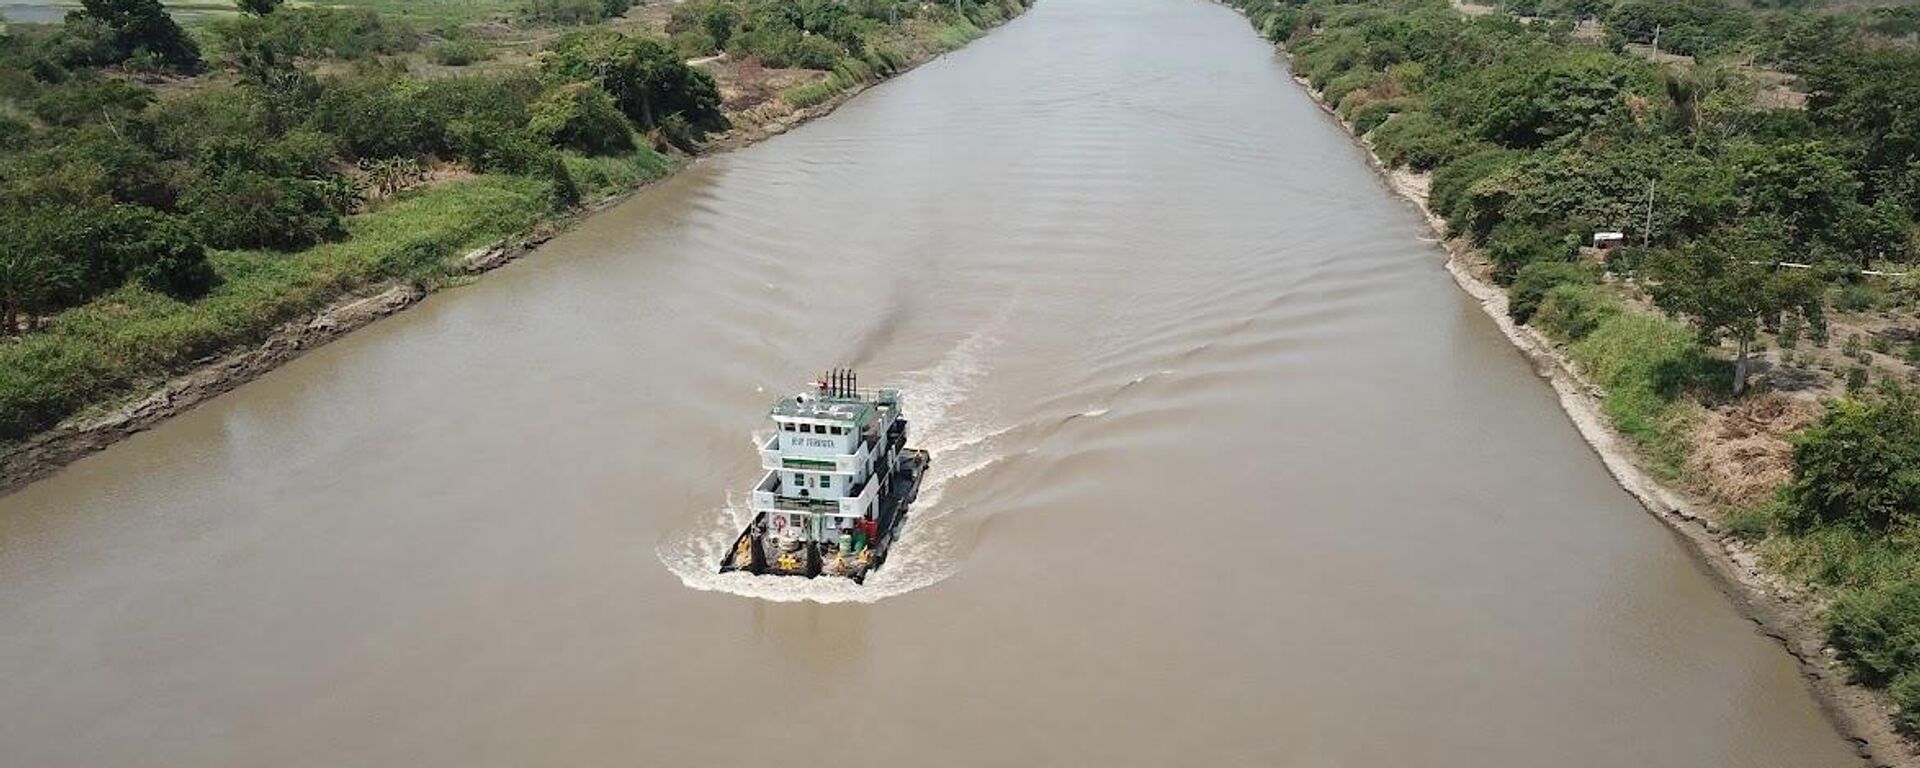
<box><xmin>0</xmin><ymin>1</ymin><xmax>1866</xmax><ymax>765</ymax></box>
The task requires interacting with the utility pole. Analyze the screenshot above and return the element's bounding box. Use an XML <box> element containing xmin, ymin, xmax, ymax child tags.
<box><xmin>1642</xmin><ymin>179</ymin><xmax>1656</xmax><ymax>248</ymax></box>
<box><xmin>1652</xmin><ymin>23</ymin><xmax>1662</xmax><ymax>56</ymax></box>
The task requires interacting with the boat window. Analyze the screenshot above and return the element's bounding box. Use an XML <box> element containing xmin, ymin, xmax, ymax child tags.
<box><xmin>781</xmin><ymin>422</ymin><xmax>795</xmax><ymax>432</ymax></box>
<box><xmin>820</xmin><ymin>476</ymin><xmax>832</xmax><ymax>489</ymax></box>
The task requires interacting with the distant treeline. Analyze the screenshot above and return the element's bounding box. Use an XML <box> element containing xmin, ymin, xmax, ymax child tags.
<box><xmin>1225</xmin><ymin>0</ymin><xmax>1920</xmax><ymax>735</ymax></box>
<box><xmin>0</xmin><ymin>0</ymin><xmax>1027</xmax><ymax>442</ymax></box>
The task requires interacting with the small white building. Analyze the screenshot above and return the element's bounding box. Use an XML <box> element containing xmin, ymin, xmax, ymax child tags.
<box><xmin>1591</xmin><ymin>231</ymin><xmax>1626</xmax><ymax>251</ymax></box>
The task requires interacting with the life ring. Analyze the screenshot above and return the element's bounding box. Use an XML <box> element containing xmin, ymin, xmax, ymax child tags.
<box><xmin>772</xmin><ymin>515</ymin><xmax>788</xmax><ymax>533</ymax></box>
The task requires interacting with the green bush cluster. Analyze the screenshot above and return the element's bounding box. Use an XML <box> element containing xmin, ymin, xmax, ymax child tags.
<box><xmin>209</xmin><ymin>7</ymin><xmax>419</xmax><ymax>62</ymax></box>
<box><xmin>1507</xmin><ymin>260</ymin><xmax>1593</xmax><ymax>323</ymax></box>
<box><xmin>1828</xmin><ymin>576</ymin><xmax>1920</xmax><ymax>734</ymax></box>
<box><xmin>523</xmin><ymin>0</ymin><xmax>634</xmax><ymax>25</ymax></box>
<box><xmin>1786</xmin><ymin>391</ymin><xmax>1920</xmax><ymax>534</ymax></box>
<box><xmin>1533</xmin><ymin>282</ymin><xmax>1622</xmax><ymax>341</ymax></box>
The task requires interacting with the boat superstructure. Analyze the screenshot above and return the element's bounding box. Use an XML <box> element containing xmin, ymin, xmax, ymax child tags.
<box><xmin>719</xmin><ymin>370</ymin><xmax>929</xmax><ymax>582</ymax></box>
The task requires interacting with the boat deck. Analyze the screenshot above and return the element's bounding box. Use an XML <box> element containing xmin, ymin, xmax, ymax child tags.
<box><xmin>720</xmin><ymin>449</ymin><xmax>928</xmax><ymax>583</ymax></box>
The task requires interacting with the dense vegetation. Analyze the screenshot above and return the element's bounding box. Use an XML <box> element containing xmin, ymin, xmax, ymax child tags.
<box><xmin>1224</xmin><ymin>0</ymin><xmax>1920</xmax><ymax>734</ymax></box>
<box><xmin>0</xmin><ymin>0</ymin><xmax>1024</xmax><ymax>445</ymax></box>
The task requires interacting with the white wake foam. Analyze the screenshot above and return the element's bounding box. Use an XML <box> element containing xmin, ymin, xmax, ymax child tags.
<box><xmin>657</xmin><ymin>305</ymin><xmax>1017</xmax><ymax>603</ymax></box>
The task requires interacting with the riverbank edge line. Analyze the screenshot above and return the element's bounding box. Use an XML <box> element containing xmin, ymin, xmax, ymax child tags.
<box><xmin>0</xmin><ymin>6</ymin><xmax>1035</xmax><ymax>499</ymax></box>
<box><xmin>1245</xmin><ymin>12</ymin><xmax>1919</xmax><ymax>766</ymax></box>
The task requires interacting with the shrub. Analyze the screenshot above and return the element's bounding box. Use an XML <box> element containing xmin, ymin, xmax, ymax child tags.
<box><xmin>28</xmin><ymin>76</ymin><xmax>154</xmax><ymax>128</ymax></box>
<box><xmin>787</xmin><ymin>35</ymin><xmax>846</xmax><ymax>70</ymax></box>
<box><xmin>1827</xmin><ymin>578</ymin><xmax>1920</xmax><ymax>687</ymax></box>
<box><xmin>1323</xmin><ymin>68</ymin><xmax>1383</xmax><ymax>107</ymax></box>
<box><xmin>668</xmin><ymin>1</ymin><xmax>741</xmax><ymax>49</ymax></box>
<box><xmin>1485</xmin><ymin>222</ymin><xmax>1576</xmax><ymax>283</ymax></box>
<box><xmin>527</xmin><ymin>82</ymin><xmax>633</xmax><ymax>156</ymax></box>
<box><xmin>129</xmin><ymin>215</ymin><xmax>217</xmax><ymax>299</ymax></box>
<box><xmin>1369</xmin><ymin>111</ymin><xmax>1470</xmax><ymax>170</ymax></box>
<box><xmin>1894</xmin><ymin>671</ymin><xmax>1920</xmax><ymax>736</ymax></box>
<box><xmin>416</xmin><ymin>73</ymin><xmax>543</xmax><ymax>170</ymax></box>
<box><xmin>1786</xmin><ymin>389</ymin><xmax>1920</xmax><ymax>532</ymax></box>
<box><xmin>430</xmin><ymin>40</ymin><xmax>494</xmax><ymax>66</ymax></box>
<box><xmin>546</xmin><ymin>153</ymin><xmax>581</xmax><ymax>210</ymax></box>
<box><xmin>1430</xmin><ymin>148</ymin><xmax>1517</xmax><ymax>235</ymax></box>
<box><xmin>1348</xmin><ymin>99</ymin><xmax>1413</xmax><ymax>136</ymax></box>
<box><xmin>183</xmin><ymin>169</ymin><xmax>344</xmax><ymax>251</ymax></box>
<box><xmin>525</xmin><ymin>0</ymin><xmax>615</xmax><ymax>25</ymax></box>
<box><xmin>1534</xmin><ymin>282</ymin><xmax>1621</xmax><ymax>341</ymax></box>
<box><xmin>308</xmin><ymin>73</ymin><xmax>432</xmax><ymax>159</ymax></box>
<box><xmin>211</xmin><ymin>8</ymin><xmax>417</xmax><ymax>62</ymax></box>
<box><xmin>671</xmin><ymin>30</ymin><xmax>719</xmax><ymax>58</ymax></box>
<box><xmin>1508</xmin><ymin>260</ymin><xmax>1592</xmax><ymax>323</ymax></box>
<box><xmin>1847</xmin><ymin>366</ymin><xmax>1872</xmax><ymax>393</ymax></box>
<box><xmin>729</xmin><ymin>24</ymin><xmax>805</xmax><ymax>66</ymax></box>
<box><xmin>1779</xmin><ymin>312</ymin><xmax>1801</xmax><ymax>351</ymax></box>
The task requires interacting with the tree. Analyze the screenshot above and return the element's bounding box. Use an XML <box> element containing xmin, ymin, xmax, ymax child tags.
<box><xmin>236</xmin><ymin>0</ymin><xmax>283</xmax><ymax>16</ymax></box>
<box><xmin>1646</xmin><ymin>225</ymin><xmax>1818</xmax><ymax>395</ymax></box>
<box><xmin>64</xmin><ymin>0</ymin><xmax>201</xmax><ymax>71</ymax></box>
<box><xmin>543</xmin><ymin>30</ymin><xmax>724</xmax><ymax>131</ymax></box>
<box><xmin>1804</xmin><ymin>48</ymin><xmax>1920</xmax><ymax>212</ymax></box>
<box><xmin>1728</xmin><ymin>139</ymin><xmax>1858</xmax><ymax>253</ymax></box>
<box><xmin>1434</xmin><ymin>48</ymin><xmax>1648</xmax><ymax>148</ymax></box>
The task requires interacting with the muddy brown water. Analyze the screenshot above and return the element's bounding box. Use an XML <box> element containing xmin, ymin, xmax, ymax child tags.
<box><xmin>0</xmin><ymin>1</ymin><xmax>1867</xmax><ymax>765</ymax></box>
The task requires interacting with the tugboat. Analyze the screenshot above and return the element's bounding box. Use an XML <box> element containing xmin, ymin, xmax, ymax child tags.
<box><xmin>718</xmin><ymin>370</ymin><xmax>930</xmax><ymax>583</ymax></box>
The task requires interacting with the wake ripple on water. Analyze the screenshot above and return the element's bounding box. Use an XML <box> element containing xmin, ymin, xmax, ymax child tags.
<box><xmin>657</xmin><ymin>305</ymin><xmax>1018</xmax><ymax>603</ymax></box>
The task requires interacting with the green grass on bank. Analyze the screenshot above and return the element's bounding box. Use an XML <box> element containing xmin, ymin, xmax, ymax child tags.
<box><xmin>563</xmin><ymin>146</ymin><xmax>678</xmax><ymax>199</ymax></box>
<box><xmin>930</xmin><ymin>20</ymin><xmax>984</xmax><ymax>50</ymax></box>
<box><xmin>0</xmin><ymin>174</ymin><xmax>552</xmax><ymax>439</ymax></box>
<box><xmin>1522</xmin><ymin>280</ymin><xmax>1716</xmax><ymax>481</ymax></box>
<box><xmin>1765</xmin><ymin>522</ymin><xmax>1920</xmax><ymax>732</ymax></box>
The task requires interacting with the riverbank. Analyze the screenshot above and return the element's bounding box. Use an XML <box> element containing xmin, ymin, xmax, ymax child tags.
<box><xmin>0</xmin><ymin>6</ymin><xmax>1030</xmax><ymax>498</ymax></box>
<box><xmin>1284</xmin><ymin>57</ymin><xmax>1919</xmax><ymax>768</ymax></box>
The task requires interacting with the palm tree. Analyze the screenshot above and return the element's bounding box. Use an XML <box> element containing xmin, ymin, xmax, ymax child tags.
<box><xmin>0</xmin><ymin>247</ymin><xmax>78</xmax><ymax>335</ymax></box>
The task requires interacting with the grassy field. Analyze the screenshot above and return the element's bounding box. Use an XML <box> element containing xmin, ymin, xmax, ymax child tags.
<box><xmin>296</xmin><ymin>0</ymin><xmax>526</xmax><ymax>26</ymax></box>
